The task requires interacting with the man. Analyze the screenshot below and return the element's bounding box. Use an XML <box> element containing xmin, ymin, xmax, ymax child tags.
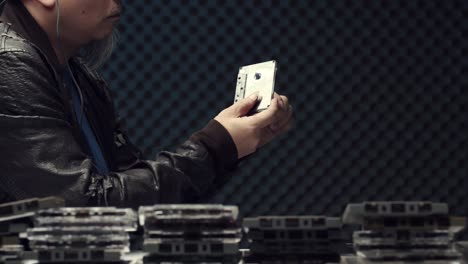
<box><xmin>0</xmin><ymin>0</ymin><xmax>294</xmax><ymax>207</ymax></box>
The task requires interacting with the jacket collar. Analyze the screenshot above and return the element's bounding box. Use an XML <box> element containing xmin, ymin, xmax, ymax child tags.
<box><xmin>0</xmin><ymin>1</ymin><xmax>61</xmax><ymax>68</ymax></box>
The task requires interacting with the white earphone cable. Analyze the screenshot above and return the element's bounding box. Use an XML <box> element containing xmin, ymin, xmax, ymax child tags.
<box><xmin>54</xmin><ymin>0</ymin><xmax>85</xmax><ymax>126</ymax></box>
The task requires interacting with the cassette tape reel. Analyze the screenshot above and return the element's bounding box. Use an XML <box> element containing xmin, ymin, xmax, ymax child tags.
<box><xmin>234</xmin><ymin>60</ymin><xmax>277</xmax><ymax>112</ymax></box>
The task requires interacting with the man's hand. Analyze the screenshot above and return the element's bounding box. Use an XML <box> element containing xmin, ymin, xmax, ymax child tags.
<box><xmin>215</xmin><ymin>92</ymin><xmax>294</xmax><ymax>159</ymax></box>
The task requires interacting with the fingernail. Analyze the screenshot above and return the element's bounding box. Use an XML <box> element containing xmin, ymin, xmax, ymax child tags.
<box><xmin>278</xmin><ymin>97</ymin><xmax>284</xmax><ymax>109</ymax></box>
<box><xmin>249</xmin><ymin>92</ymin><xmax>260</xmax><ymax>100</ymax></box>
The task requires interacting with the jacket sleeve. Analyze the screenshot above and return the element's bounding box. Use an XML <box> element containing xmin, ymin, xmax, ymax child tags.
<box><xmin>109</xmin><ymin>117</ymin><xmax>238</xmax><ymax>206</ymax></box>
<box><xmin>0</xmin><ymin>49</ymin><xmax>238</xmax><ymax>207</ymax></box>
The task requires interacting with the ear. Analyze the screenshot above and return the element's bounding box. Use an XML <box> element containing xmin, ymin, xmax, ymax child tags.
<box><xmin>35</xmin><ymin>0</ymin><xmax>56</xmax><ymax>9</ymax></box>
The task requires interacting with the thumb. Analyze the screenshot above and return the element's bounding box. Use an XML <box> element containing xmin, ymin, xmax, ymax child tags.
<box><xmin>232</xmin><ymin>92</ymin><xmax>260</xmax><ymax>117</ymax></box>
<box><xmin>246</xmin><ymin>95</ymin><xmax>279</xmax><ymax>127</ymax></box>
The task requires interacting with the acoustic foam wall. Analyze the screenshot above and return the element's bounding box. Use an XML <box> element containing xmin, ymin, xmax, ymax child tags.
<box><xmin>101</xmin><ymin>0</ymin><xmax>468</xmax><ymax>218</ymax></box>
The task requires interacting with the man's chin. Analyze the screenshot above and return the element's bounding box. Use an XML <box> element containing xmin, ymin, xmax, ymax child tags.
<box><xmin>95</xmin><ymin>26</ymin><xmax>116</xmax><ymax>41</ymax></box>
<box><xmin>80</xmin><ymin>28</ymin><xmax>119</xmax><ymax>69</ymax></box>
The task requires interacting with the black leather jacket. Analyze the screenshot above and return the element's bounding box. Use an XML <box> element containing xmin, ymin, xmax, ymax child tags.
<box><xmin>0</xmin><ymin>1</ymin><xmax>237</xmax><ymax>206</ymax></box>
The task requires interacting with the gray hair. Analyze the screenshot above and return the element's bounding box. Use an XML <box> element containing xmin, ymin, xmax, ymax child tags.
<box><xmin>79</xmin><ymin>28</ymin><xmax>119</xmax><ymax>70</ymax></box>
<box><xmin>54</xmin><ymin>0</ymin><xmax>119</xmax><ymax>70</ymax></box>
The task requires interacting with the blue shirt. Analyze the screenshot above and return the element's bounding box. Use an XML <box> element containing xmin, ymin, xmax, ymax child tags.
<box><xmin>63</xmin><ymin>69</ymin><xmax>110</xmax><ymax>174</ymax></box>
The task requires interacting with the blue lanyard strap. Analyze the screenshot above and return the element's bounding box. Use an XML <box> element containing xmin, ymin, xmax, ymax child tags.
<box><xmin>63</xmin><ymin>69</ymin><xmax>110</xmax><ymax>174</ymax></box>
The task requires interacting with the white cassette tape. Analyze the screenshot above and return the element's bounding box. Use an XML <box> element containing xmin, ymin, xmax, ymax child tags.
<box><xmin>234</xmin><ymin>60</ymin><xmax>277</xmax><ymax>112</ymax></box>
<box><xmin>342</xmin><ymin>201</ymin><xmax>449</xmax><ymax>225</ymax></box>
<box><xmin>0</xmin><ymin>197</ymin><xmax>64</xmax><ymax>223</ymax></box>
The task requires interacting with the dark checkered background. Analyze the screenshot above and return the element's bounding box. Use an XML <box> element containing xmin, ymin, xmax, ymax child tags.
<box><xmin>98</xmin><ymin>0</ymin><xmax>468</xmax><ymax>218</ymax></box>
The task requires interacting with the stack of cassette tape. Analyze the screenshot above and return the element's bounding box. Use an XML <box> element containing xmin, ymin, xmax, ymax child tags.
<box><xmin>0</xmin><ymin>197</ymin><xmax>64</xmax><ymax>264</ymax></box>
<box><xmin>242</xmin><ymin>216</ymin><xmax>345</xmax><ymax>263</ymax></box>
<box><xmin>139</xmin><ymin>204</ymin><xmax>241</xmax><ymax>264</ymax></box>
<box><xmin>342</xmin><ymin>201</ymin><xmax>465</xmax><ymax>263</ymax></box>
<box><xmin>24</xmin><ymin>207</ymin><xmax>137</xmax><ymax>263</ymax></box>
<box><xmin>455</xmin><ymin>241</ymin><xmax>468</xmax><ymax>264</ymax></box>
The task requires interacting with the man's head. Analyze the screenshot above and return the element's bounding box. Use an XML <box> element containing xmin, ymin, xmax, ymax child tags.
<box><xmin>32</xmin><ymin>0</ymin><xmax>121</xmax><ymax>42</ymax></box>
<box><xmin>23</xmin><ymin>0</ymin><xmax>122</xmax><ymax>67</ymax></box>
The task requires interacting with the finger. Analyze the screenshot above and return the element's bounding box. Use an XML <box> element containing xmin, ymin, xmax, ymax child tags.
<box><xmin>231</xmin><ymin>92</ymin><xmax>260</xmax><ymax>117</ymax></box>
<box><xmin>279</xmin><ymin>95</ymin><xmax>289</xmax><ymax>110</ymax></box>
<box><xmin>246</xmin><ymin>95</ymin><xmax>280</xmax><ymax>127</ymax></box>
<box><xmin>273</xmin><ymin>92</ymin><xmax>288</xmax><ymax>109</ymax></box>
<box><xmin>258</xmin><ymin>117</ymin><xmax>293</xmax><ymax>148</ymax></box>
<box><xmin>268</xmin><ymin>97</ymin><xmax>291</xmax><ymax>124</ymax></box>
<box><xmin>281</xmin><ymin>105</ymin><xmax>293</xmax><ymax>124</ymax></box>
<box><xmin>273</xmin><ymin>92</ymin><xmax>283</xmax><ymax>109</ymax></box>
<box><xmin>270</xmin><ymin>105</ymin><xmax>293</xmax><ymax>131</ymax></box>
<box><xmin>275</xmin><ymin>108</ymin><xmax>295</xmax><ymax>134</ymax></box>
